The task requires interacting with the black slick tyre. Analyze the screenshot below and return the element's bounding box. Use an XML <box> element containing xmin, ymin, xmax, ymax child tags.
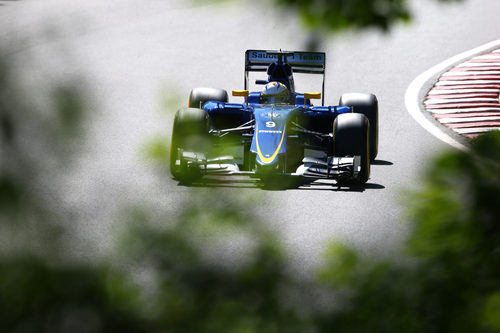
<box><xmin>170</xmin><ymin>107</ymin><xmax>209</xmax><ymax>181</ymax></box>
<box><xmin>339</xmin><ymin>93</ymin><xmax>378</xmax><ymax>161</ymax></box>
<box><xmin>188</xmin><ymin>87</ymin><xmax>228</xmax><ymax>108</ymax></box>
<box><xmin>334</xmin><ymin>113</ymin><xmax>370</xmax><ymax>183</ymax></box>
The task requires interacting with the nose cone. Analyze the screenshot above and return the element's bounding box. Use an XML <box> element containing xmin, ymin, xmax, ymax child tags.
<box><xmin>254</xmin><ymin>123</ymin><xmax>286</xmax><ymax>166</ymax></box>
<box><xmin>256</xmin><ymin>155</ymin><xmax>279</xmax><ymax>167</ymax></box>
<box><xmin>255</xmin><ymin>157</ymin><xmax>280</xmax><ymax>176</ymax></box>
<box><xmin>251</xmin><ymin>106</ymin><xmax>296</xmax><ymax>167</ymax></box>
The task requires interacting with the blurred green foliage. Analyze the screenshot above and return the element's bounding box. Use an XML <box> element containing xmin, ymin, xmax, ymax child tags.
<box><xmin>193</xmin><ymin>0</ymin><xmax>463</xmax><ymax>37</ymax></box>
<box><xmin>3</xmin><ymin>91</ymin><xmax>499</xmax><ymax>332</ymax></box>
<box><xmin>0</xmin><ymin>256</ymin><xmax>149</xmax><ymax>332</ymax></box>
<box><xmin>113</xmin><ymin>198</ymin><xmax>315</xmax><ymax>333</ymax></box>
<box><xmin>269</xmin><ymin>0</ymin><xmax>463</xmax><ymax>33</ymax></box>
<box><xmin>316</xmin><ymin>131</ymin><xmax>500</xmax><ymax>333</ymax></box>
<box><xmin>2</xmin><ymin>8</ymin><xmax>500</xmax><ymax>330</ymax></box>
<box><xmin>274</xmin><ymin>0</ymin><xmax>410</xmax><ymax>32</ymax></box>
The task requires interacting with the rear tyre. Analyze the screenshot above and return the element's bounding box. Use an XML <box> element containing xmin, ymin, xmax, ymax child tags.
<box><xmin>189</xmin><ymin>87</ymin><xmax>228</xmax><ymax>108</ymax></box>
<box><xmin>339</xmin><ymin>93</ymin><xmax>378</xmax><ymax>161</ymax></box>
<box><xmin>170</xmin><ymin>107</ymin><xmax>210</xmax><ymax>182</ymax></box>
<box><xmin>334</xmin><ymin>113</ymin><xmax>370</xmax><ymax>184</ymax></box>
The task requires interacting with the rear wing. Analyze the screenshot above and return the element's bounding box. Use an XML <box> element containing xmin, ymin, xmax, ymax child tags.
<box><xmin>244</xmin><ymin>49</ymin><xmax>326</xmax><ymax>105</ymax></box>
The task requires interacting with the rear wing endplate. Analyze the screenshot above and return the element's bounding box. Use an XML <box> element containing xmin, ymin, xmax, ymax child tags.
<box><xmin>244</xmin><ymin>49</ymin><xmax>326</xmax><ymax>105</ymax></box>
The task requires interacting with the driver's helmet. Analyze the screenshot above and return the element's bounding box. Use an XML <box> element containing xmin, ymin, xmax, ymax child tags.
<box><xmin>261</xmin><ymin>81</ymin><xmax>289</xmax><ymax>104</ymax></box>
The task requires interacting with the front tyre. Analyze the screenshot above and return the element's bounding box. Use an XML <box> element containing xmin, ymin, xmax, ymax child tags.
<box><xmin>339</xmin><ymin>93</ymin><xmax>378</xmax><ymax>161</ymax></box>
<box><xmin>188</xmin><ymin>87</ymin><xmax>228</xmax><ymax>108</ymax></box>
<box><xmin>170</xmin><ymin>107</ymin><xmax>210</xmax><ymax>182</ymax></box>
<box><xmin>334</xmin><ymin>113</ymin><xmax>370</xmax><ymax>184</ymax></box>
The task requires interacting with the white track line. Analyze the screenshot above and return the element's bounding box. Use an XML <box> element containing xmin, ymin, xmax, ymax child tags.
<box><xmin>455</xmin><ymin>127</ymin><xmax>500</xmax><ymax>134</ymax></box>
<box><xmin>457</xmin><ymin>62</ymin><xmax>500</xmax><ymax>67</ymax></box>
<box><xmin>438</xmin><ymin>116</ymin><xmax>500</xmax><ymax>124</ymax></box>
<box><xmin>424</xmin><ymin>98</ymin><xmax>499</xmax><ymax>104</ymax></box>
<box><xmin>428</xmin><ymin>89</ymin><xmax>499</xmax><ymax>94</ymax></box>
<box><xmin>405</xmin><ymin>39</ymin><xmax>500</xmax><ymax>151</ymax></box>
<box><xmin>436</xmin><ymin>80</ymin><xmax>500</xmax><ymax>85</ymax></box>
<box><xmin>428</xmin><ymin>107</ymin><xmax>500</xmax><ymax>114</ymax></box>
<box><xmin>473</xmin><ymin>55</ymin><xmax>500</xmax><ymax>60</ymax></box>
<box><xmin>442</xmin><ymin>71</ymin><xmax>500</xmax><ymax>75</ymax></box>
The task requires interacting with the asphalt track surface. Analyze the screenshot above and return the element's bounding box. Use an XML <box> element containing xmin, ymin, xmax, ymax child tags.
<box><xmin>1</xmin><ymin>0</ymin><xmax>500</xmax><ymax>269</ymax></box>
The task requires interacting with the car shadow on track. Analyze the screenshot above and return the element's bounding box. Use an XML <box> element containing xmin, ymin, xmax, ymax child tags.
<box><xmin>292</xmin><ymin>180</ymin><xmax>384</xmax><ymax>193</ymax></box>
<box><xmin>176</xmin><ymin>177</ymin><xmax>385</xmax><ymax>192</ymax></box>
<box><xmin>371</xmin><ymin>159</ymin><xmax>393</xmax><ymax>166</ymax></box>
<box><xmin>178</xmin><ymin>177</ymin><xmax>260</xmax><ymax>189</ymax></box>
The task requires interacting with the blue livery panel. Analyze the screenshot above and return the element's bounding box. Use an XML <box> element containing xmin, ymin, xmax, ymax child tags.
<box><xmin>203</xmin><ymin>101</ymin><xmax>252</xmax><ymax>129</ymax></box>
<box><xmin>203</xmin><ymin>101</ymin><xmax>352</xmax><ymax>165</ymax></box>
<box><xmin>250</xmin><ymin>106</ymin><xmax>298</xmax><ymax>165</ymax></box>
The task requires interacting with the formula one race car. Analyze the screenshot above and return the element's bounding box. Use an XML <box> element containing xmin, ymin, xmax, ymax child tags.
<box><xmin>170</xmin><ymin>50</ymin><xmax>378</xmax><ymax>185</ymax></box>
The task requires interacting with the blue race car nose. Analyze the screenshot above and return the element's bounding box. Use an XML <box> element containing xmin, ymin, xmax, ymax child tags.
<box><xmin>251</xmin><ymin>106</ymin><xmax>296</xmax><ymax>166</ymax></box>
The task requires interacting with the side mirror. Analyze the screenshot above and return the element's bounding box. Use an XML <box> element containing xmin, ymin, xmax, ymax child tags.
<box><xmin>303</xmin><ymin>92</ymin><xmax>321</xmax><ymax>107</ymax></box>
<box><xmin>232</xmin><ymin>90</ymin><xmax>249</xmax><ymax>97</ymax></box>
<box><xmin>232</xmin><ymin>90</ymin><xmax>249</xmax><ymax>105</ymax></box>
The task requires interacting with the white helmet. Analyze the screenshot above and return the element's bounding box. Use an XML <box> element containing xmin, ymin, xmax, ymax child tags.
<box><xmin>261</xmin><ymin>81</ymin><xmax>289</xmax><ymax>104</ymax></box>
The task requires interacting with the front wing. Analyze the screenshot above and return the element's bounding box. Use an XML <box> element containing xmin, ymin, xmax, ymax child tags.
<box><xmin>176</xmin><ymin>151</ymin><xmax>363</xmax><ymax>182</ymax></box>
